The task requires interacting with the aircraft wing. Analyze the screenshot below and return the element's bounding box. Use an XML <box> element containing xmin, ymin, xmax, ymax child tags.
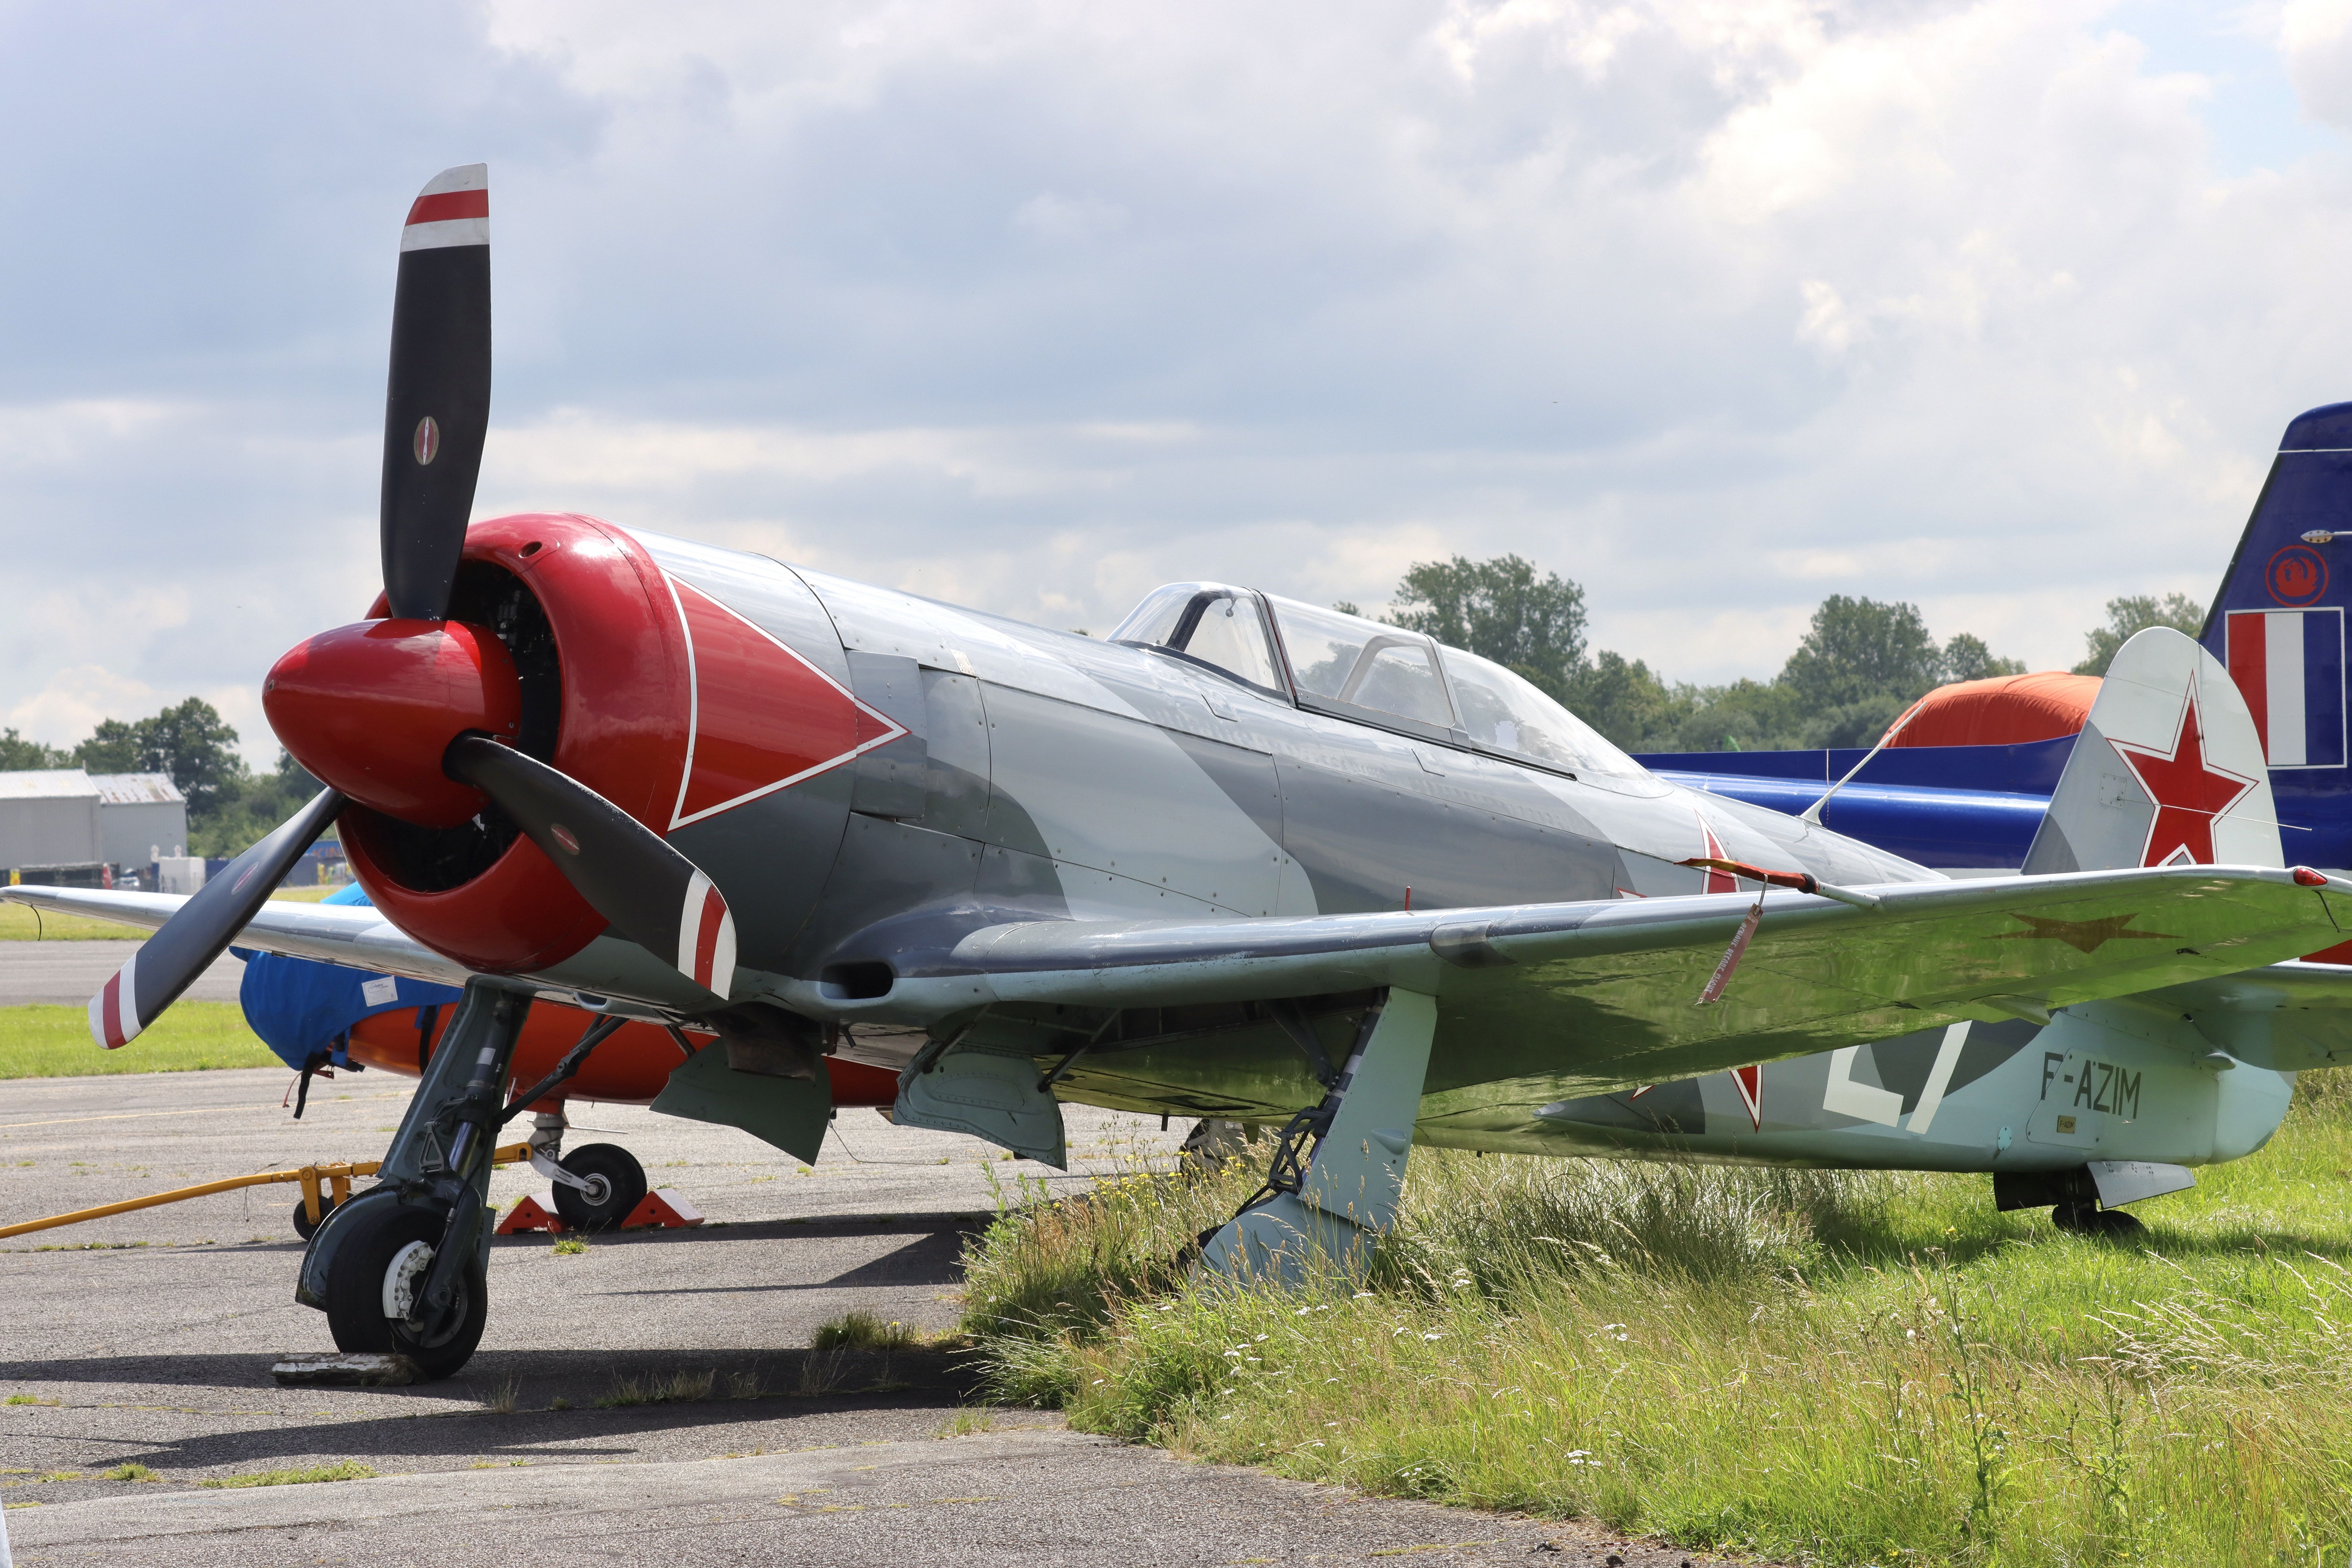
<box><xmin>0</xmin><ymin>885</ymin><xmax>478</xmax><ymax>992</ymax></box>
<box><xmin>844</xmin><ymin>864</ymin><xmax>2352</xmax><ymax>1101</ymax></box>
<box><xmin>2145</xmin><ymin>959</ymin><xmax>2352</xmax><ymax>1073</ymax></box>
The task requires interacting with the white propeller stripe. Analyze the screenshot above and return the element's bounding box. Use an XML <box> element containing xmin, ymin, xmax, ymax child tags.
<box><xmin>707</xmin><ymin>905</ymin><xmax>738</xmax><ymax>1000</ymax></box>
<box><xmin>678</xmin><ymin>870</ymin><xmax>714</xmax><ymax>983</ymax></box>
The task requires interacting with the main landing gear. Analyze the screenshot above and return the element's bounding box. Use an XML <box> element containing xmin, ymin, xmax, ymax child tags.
<box><xmin>1195</xmin><ymin>988</ymin><xmax>1437</xmax><ymax>1287</ymax></box>
<box><xmin>295</xmin><ymin>980</ymin><xmax>552</xmax><ymax>1379</ymax></box>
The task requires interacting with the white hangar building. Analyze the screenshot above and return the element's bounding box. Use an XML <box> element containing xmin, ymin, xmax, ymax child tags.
<box><xmin>0</xmin><ymin>769</ymin><xmax>189</xmax><ymax>874</ymax></box>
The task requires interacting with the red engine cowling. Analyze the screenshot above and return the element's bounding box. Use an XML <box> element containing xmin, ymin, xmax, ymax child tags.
<box><xmin>335</xmin><ymin>514</ymin><xmax>692</xmax><ymax>973</ymax></box>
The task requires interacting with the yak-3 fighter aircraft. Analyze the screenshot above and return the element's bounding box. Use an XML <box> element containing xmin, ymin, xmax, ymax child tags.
<box><xmin>10</xmin><ymin>166</ymin><xmax>2352</xmax><ymax>1379</ymax></box>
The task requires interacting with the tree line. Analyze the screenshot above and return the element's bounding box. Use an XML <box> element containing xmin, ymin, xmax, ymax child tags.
<box><xmin>1365</xmin><ymin>556</ymin><xmax>2205</xmax><ymax>752</ymax></box>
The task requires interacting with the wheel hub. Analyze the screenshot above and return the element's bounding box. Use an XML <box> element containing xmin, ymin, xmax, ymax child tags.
<box><xmin>382</xmin><ymin>1239</ymin><xmax>433</xmax><ymax>1321</ymax></box>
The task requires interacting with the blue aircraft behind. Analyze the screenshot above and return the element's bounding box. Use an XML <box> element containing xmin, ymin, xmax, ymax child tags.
<box><xmin>1637</xmin><ymin>399</ymin><xmax>2352</xmax><ymax>895</ymax></box>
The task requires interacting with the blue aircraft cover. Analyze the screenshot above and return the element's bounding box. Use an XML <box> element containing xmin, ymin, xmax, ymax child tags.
<box><xmin>232</xmin><ymin>883</ymin><xmax>464</xmax><ymax>1071</ymax></box>
<box><xmin>1653</xmin><ymin>771</ymin><xmax>2050</xmax><ymax>869</ymax></box>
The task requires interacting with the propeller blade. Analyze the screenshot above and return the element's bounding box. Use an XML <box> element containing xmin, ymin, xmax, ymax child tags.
<box><xmin>381</xmin><ymin>163</ymin><xmax>491</xmax><ymax>621</ymax></box>
<box><xmin>88</xmin><ymin>787</ymin><xmax>345</xmax><ymax>1048</ymax></box>
<box><xmin>443</xmin><ymin>736</ymin><xmax>738</xmax><ymax>998</ymax></box>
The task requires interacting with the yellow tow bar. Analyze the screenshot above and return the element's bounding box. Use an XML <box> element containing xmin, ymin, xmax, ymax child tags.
<box><xmin>0</xmin><ymin>1142</ymin><xmax>532</xmax><ymax>1240</ymax></box>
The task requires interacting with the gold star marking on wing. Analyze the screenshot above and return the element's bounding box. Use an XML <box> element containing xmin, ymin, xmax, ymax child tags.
<box><xmin>1994</xmin><ymin>912</ymin><xmax>2180</xmax><ymax>954</ymax></box>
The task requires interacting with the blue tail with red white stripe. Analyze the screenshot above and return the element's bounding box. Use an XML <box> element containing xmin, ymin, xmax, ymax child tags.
<box><xmin>2200</xmin><ymin>402</ymin><xmax>2352</xmax><ymax>870</ymax></box>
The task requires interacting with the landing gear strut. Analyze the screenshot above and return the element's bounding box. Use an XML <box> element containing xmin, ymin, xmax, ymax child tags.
<box><xmin>1196</xmin><ymin>988</ymin><xmax>1436</xmax><ymax>1287</ymax></box>
<box><xmin>296</xmin><ymin>979</ymin><xmax>533</xmax><ymax>1380</ymax></box>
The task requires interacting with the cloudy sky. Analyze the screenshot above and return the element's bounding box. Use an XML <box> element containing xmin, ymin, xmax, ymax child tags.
<box><xmin>6</xmin><ymin>0</ymin><xmax>2352</xmax><ymax>762</ymax></box>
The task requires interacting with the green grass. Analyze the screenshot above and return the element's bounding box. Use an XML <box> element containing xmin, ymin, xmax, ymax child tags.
<box><xmin>0</xmin><ymin>1002</ymin><xmax>279</xmax><ymax>1078</ymax></box>
<box><xmin>594</xmin><ymin>1369</ymin><xmax>716</xmax><ymax>1407</ymax></box>
<box><xmin>0</xmin><ymin>902</ymin><xmax>146</xmax><ymax>940</ymax></box>
<box><xmin>809</xmin><ymin>1309</ymin><xmax>958</xmax><ymax>1352</ymax></box>
<box><xmin>963</xmin><ymin>1074</ymin><xmax>2352</xmax><ymax>1567</ymax></box>
<box><xmin>197</xmin><ymin>1461</ymin><xmax>374</xmax><ymax>1489</ymax></box>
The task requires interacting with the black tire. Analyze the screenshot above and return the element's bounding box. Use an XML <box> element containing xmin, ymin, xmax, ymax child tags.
<box><xmin>2053</xmin><ymin>1201</ymin><xmax>2145</xmax><ymax>1240</ymax></box>
<box><xmin>552</xmin><ymin>1143</ymin><xmax>647</xmax><ymax>1233</ymax></box>
<box><xmin>292</xmin><ymin>1192</ymin><xmax>341</xmax><ymax>1241</ymax></box>
<box><xmin>324</xmin><ymin>1202</ymin><xmax>488</xmax><ymax>1381</ymax></box>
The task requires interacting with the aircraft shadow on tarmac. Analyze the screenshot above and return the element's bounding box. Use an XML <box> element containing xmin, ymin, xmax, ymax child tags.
<box><xmin>586</xmin><ymin>1228</ymin><xmax>967</xmax><ymax>1296</ymax></box>
<box><xmin>0</xmin><ymin>1349</ymin><xmax>982</xmax><ymax>1474</ymax></box>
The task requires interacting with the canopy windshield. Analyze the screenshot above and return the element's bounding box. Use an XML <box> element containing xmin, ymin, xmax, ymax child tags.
<box><xmin>1108</xmin><ymin>583</ymin><xmax>1284</xmax><ymax>694</ymax></box>
<box><xmin>1261</xmin><ymin>595</ymin><xmax>1644</xmax><ymax>777</ymax></box>
<box><xmin>1263</xmin><ymin>596</ymin><xmax>1455</xmax><ymax>729</ymax></box>
<box><xmin>1438</xmin><ymin>646</ymin><xmax>1647</xmax><ymax>778</ymax></box>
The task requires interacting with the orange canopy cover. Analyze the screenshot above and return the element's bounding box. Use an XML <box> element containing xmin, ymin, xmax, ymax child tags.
<box><xmin>1884</xmin><ymin>671</ymin><xmax>2101</xmax><ymax>749</ymax></box>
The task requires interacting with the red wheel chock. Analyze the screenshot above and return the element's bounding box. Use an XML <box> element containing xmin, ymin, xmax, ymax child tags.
<box><xmin>495</xmin><ymin>1195</ymin><xmax>566</xmax><ymax>1235</ymax></box>
<box><xmin>620</xmin><ymin>1189</ymin><xmax>705</xmax><ymax>1229</ymax></box>
<box><xmin>494</xmin><ymin>1188</ymin><xmax>704</xmax><ymax>1235</ymax></box>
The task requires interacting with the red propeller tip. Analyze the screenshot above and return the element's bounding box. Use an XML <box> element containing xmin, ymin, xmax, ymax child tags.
<box><xmin>678</xmin><ymin>871</ymin><xmax>737</xmax><ymax>997</ymax></box>
<box><xmin>88</xmin><ymin>954</ymin><xmax>143</xmax><ymax>1050</ymax></box>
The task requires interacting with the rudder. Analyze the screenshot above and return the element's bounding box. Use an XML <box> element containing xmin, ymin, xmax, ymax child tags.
<box><xmin>2023</xmin><ymin>627</ymin><xmax>2280</xmax><ymax>874</ymax></box>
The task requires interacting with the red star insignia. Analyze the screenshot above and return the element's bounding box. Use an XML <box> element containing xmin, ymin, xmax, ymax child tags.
<box><xmin>2105</xmin><ymin>680</ymin><xmax>2258</xmax><ymax>867</ymax></box>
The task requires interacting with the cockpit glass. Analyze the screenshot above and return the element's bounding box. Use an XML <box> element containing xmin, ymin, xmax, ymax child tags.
<box><xmin>1264</xmin><ymin>597</ymin><xmax>1456</xmax><ymax>729</ymax></box>
<box><xmin>1439</xmin><ymin>647</ymin><xmax>1645</xmax><ymax>777</ymax></box>
<box><xmin>1109</xmin><ymin>583</ymin><xmax>1283</xmax><ymax>694</ymax></box>
<box><xmin>1111</xmin><ymin>584</ymin><xmax>1193</xmax><ymax>650</ymax></box>
<box><xmin>1348</xmin><ymin>643</ymin><xmax>1452</xmax><ymax>726</ymax></box>
<box><xmin>1268</xmin><ymin>599</ymin><xmax>1371</xmax><ymax>700</ymax></box>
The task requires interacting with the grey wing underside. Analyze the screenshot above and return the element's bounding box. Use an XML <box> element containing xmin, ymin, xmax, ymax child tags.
<box><xmin>784</xmin><ymin>865</ymin><xmax>2352</xmax><ymax>1095</ymax></box>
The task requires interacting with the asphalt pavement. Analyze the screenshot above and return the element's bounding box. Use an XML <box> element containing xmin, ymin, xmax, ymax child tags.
<box><xmin>0</xmin><ymin>940</ymin><xmax>244</xmax><ymax>1006</ymax></box>
<box><xmin>0</xmin><ymin>1067</ymin><xmax>1728</xmax><ymax>1566</ymax></box>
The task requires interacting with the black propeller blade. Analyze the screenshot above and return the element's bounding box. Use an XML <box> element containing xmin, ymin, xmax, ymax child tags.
<box><xmin>381</xmin><ymin>163</ymin><xmax>491</xmax><ymax>621</ymax></box>
<box><xmin>90</xmin><ymin>787</ymin><xmax>345</xmax><ymax>1048</ymax></box>
<box><xmin>443</xmin><ymin>735</ymin><xmax>738</xmax><ymax>998</ymax></box>
<box><xmin>85</xmin><ymin>164</ymin><xmax>491</xmax><ymax>1049</ymax></box>
<box><xmin>92</xmin><ymin>164</ymin><xmax>735</xmax><ymax>1045</ymax></box>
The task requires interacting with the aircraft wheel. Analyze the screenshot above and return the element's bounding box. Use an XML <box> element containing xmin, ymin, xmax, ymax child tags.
<box><xmin>2053</xmin><ymin>1201</ymin><xmax>2145</xmax><ymax>1240</ymax></box>
<box><xmin>552</xmin><ymin>1143</ymin><xmax>646</xmax><ymax>1233</ymax></box>
<box><xmin>323</xmin><ymin>1202</ymin><xmax>487</xmax><ymax>1381</ymax></box>
<box><xmin>292</xmin><ymin>1193</ymin><xmax>341</xmax><ymax>1241</ymax></box>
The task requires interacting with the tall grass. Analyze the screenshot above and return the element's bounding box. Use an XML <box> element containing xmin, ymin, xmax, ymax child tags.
<box><xmin>962</xmin><ymin>1088</ymin><xmax>2352</xmax><ymax>1565</ymax></box>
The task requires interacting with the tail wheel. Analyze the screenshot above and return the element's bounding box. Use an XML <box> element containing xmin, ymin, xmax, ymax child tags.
<box><xmin>292</xmin><ymin>1193</ymin><xmax>342</xmax><ymax>1241</ymax></box>
<box><xmin>2052</xmin><ymin>1201</ymin><xmax>2146</xmax><ymax>1240</ymax></box>
<box><xmin>323</xmin><ymin>1201</ymin><xmax>488</xmax><ymax>1381</ymax></box>
<box><xmin>553</xmin><ymin>1143</ymin><xmax>647</xmax><ymax>1233</ymax></box>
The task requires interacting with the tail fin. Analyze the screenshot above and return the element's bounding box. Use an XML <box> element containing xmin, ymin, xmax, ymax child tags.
<box><xmin>2200</xmin><ymin>403</ymin><xmax>2351</xmax><ymax>775</ymax></box>
<box><xmin>2023</xmin><ymin>627</ymin><xmax>2280</xmax><ymax>874</ymax></box>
